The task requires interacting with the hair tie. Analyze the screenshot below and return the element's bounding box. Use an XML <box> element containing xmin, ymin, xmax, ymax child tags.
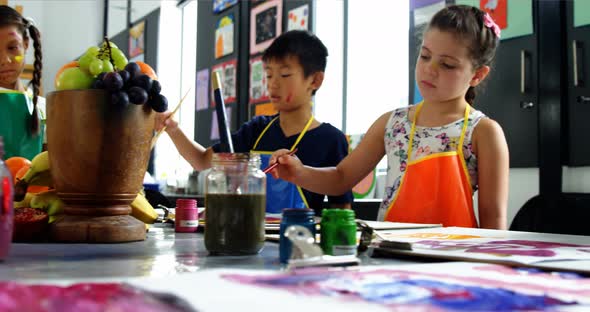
<box><xmin>483</xmin><ymin>13</ymin><xmax>501</xmax><ymax>38</ymax></box>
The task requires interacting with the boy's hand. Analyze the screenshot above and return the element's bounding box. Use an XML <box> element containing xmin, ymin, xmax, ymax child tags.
<box><xmin>154</xmin><ymin>111</ymin><xmax>179</xmax><ymax>133</ymax></box>
<box><xmin>269</xmin><ymin>149</ymin><xmax>304</xmax><ymax>182</ymax></box>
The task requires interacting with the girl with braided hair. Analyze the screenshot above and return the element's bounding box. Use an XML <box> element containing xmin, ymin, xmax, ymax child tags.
<box><xmin>0</xmin><ymin>5</ymin><xmax>43</xmax><ymax>160</ymax></box>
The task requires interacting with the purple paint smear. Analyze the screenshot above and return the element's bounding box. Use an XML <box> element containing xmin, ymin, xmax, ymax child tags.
<box><xmin>414</xmin><ymin>239</ymin><xmax>590</xmax><ymax>257</ymax></box>
<box><xmin>224</xmin><ymin>265</ymin><xmax>590</xmax><ymax>311</ymax></box>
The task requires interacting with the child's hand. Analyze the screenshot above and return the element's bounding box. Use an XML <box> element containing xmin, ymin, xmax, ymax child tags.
<box><xmin>154</xmin><ymin>111</ymin><xmax>179</xmax><ymax>133</ymax></box>
<box><xmin>269</xmin><ymin>149</ymin><xmax>304</xmax><ymax>182</ymax></box>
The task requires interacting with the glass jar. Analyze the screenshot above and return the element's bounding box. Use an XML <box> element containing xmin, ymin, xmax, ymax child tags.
<box><xmin>279</xmin><ymin>208</ymin><xmax>316</xmax><ymax>263</ymax></box>
<box><xmin>204</xmin><ymin>153</ymin><xmax>266</xmax><ymax>255</ymax></box>
<box><xmin>320</xmin><ymin>209</ymin><xmax>357</xmax><ymax>256</ymax></box>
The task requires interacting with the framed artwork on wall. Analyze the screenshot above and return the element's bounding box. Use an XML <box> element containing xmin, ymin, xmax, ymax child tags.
<box><xmin>211</xmin><ymin>59</ymin><xmax>238</xmax><ymax>106</ymax></box>
<box><xmin>287</xmin><ymin>4</ymin><xmax>309</xmax><ymax>31</ymax></box>
<box><xmin>213</xmin><ymin>0</ymin><xmax>238</xmax><ymax>14</ymax></box>
<box><xmin>250</xmin><ymin>0</ymin><xmax>282</xmax><ymax>55</ymax></box>
<box><xmin>129</xmin><ymin>20</ymin><xmax>145</xmax><ymax>58</ymax></box>
<box><xmin>249</xmin><ymin>56</ymin><xmax>269</xmax><ymax>104</ymax></box>
<box><xmin>196</xmin><ymin>69</ymin><xmax>209</xmax><ymax>111</ymax></box>
<box><xmin>215</xmin><ymin>14</ymin><xmax>235</xmax><ymax>59</ymax></box>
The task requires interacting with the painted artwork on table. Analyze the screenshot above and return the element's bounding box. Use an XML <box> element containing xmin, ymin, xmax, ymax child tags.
<box><xmin>249</xmin><ymin>56</ymin><xmax>269</xmax><ymax>104</ymax></box>
<box><xmin>250</xmin><ymin>0</ymin><xmax>282</xmax><ymax>55</ymax></box>
<box><xmin>211</xmin><ymin>59</ymin><xmax>237</xmax><ymax>106</ymax></box>
<box><xmin>375</xmin><ymin>227</ymin><xmax>590</xmax><ymax>269</ymax></box>
<box><xmin>211</xmin><ymin>107</ymin><xmax>232</xmax><ymax>141</ymax></box>
<box><xmin>195</xmin><ymin>69</ymin><xmax>209</xmax><ymax>111</ymax></box>
<box><xmin>213</xmin><ymin>0</ymin><xmax>238</xmax><ymax>14</ymax></box>
<box><xmin>287</xmin><ymin>4</ymin><xmax>309</xmax><ymax>31</ymax></box>
<box><xmin>129</xmin><ymin>20</ymin><xmax>145</xmax><ymax>58</ymax></box>
<box><xmin>0</xmin><ymin>282</ymin><xmax>196</xmax><ymax>311</ymax></box>
<box><xmin>215</xmin><ymin>14</ymin><xmax>234</xmax><ymax>59</ymax></box>
<box><xmin>223</xmin><ymin>262</ymin><xmax>590</xmax><ymax>311</ymax></box>
<box><xmin>480</xmin><ymin>0</ymin><xmax>507</xmax><ymax>29</ymax></box>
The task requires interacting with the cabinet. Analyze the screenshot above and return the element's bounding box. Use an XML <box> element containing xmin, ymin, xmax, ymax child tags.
<box><xmin>565</xmin><ymin>0</ymin><xmax>590</xmax><ymax>166</ymax></box>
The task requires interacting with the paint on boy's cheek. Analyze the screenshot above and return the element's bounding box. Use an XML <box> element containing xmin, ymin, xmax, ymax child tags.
<box><xmin>286</xmin><ymin>93</ymin><xmax>292</xmax><ymax>103</ymax></box>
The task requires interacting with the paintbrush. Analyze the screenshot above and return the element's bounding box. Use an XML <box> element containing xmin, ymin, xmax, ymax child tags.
<box><xmin>212</xmin><ymin>71</ymin><xmax>234</xmax><ymax>153</ymax></box>
<box><xmin>150</xmin><ymin>88</ymin><xmax>191</xmax><ymax>150</ymax></box>
<box><xmin>262</xmin><ymin>148</ymin><xmax>298</xmax><ymax>174</ymax></box>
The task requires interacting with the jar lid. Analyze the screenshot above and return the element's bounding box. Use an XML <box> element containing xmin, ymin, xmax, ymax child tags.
<box><xmin>321</xmin><ymin>208</ymin><xmax>355</xmax><ymax>218</ymax></box>
<box><xmin>176</xmin><ymin>198</ymin><xmax>197</xmax><ymax>209</ymax></box>
<box><xmin>282</xmin><ymin>208</ymin><xmax>315</xmax><ymax>216</ymax></box>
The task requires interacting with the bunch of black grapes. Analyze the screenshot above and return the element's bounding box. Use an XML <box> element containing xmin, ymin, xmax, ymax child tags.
<box><xmin>92</xmin><ymin>62</ymin><xmax>168</xmax><ymax>112</ymax></box>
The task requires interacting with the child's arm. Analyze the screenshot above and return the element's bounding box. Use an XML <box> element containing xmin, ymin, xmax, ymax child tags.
<box><xmin>473</xmin><ymin>118</ymin><xmax>509</xmax><ymax>230</ymax></box>
<box><xmin>155</xmin><ymin>112</ymin><xmax>213</xmax><ymax>171</ymax></box>
<box><xmin>270</xmin><ymin>112</ymin><xmax>390</xmax><ymax>196</ymax></box>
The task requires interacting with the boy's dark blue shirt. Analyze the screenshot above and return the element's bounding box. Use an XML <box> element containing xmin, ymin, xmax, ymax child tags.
<box><xmin>213</xmin><ymin>114</ymin><xmax>353</xmax><ymax>214</ymax></box>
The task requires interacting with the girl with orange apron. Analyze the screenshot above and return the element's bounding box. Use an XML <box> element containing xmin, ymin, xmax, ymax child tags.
<box><xmin>379</xmin><ymin>102</ymin><xmax>484</xmax><ymax>227</ymax></box>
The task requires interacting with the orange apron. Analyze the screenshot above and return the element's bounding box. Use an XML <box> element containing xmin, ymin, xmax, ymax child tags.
<box><xmin>384</xmin><ymin>102</ymin><xmax>478</xmax><ymax>227</ymax></box>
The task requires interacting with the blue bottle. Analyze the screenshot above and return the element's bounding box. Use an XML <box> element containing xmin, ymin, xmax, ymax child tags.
<box><xmin>279</xmin><ymin>208</ymin><xmax>316</xmax><ymax>264</ymax></box>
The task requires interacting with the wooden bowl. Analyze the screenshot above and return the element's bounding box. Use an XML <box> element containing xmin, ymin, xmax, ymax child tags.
<box><xmin>46</xmin><ymin>89</ymin><xmax>154</xmax><ymax>243</ymax></box>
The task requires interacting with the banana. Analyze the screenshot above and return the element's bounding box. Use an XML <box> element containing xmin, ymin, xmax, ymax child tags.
<box><xmin>22</xmin><ymin>151</ymin><xmax>50</xmax><ymax>181</ymax></box>
<box><xmin>30</xmin><ymin>189</ymin><xmax>65</xmax><ymax>216</ymax></box>
<box><xmin>130</xmin><ymin>192</ymin><xmax>158</xmax><ymax>224</ymax></box>
<box><xmin>14</xmin><ymin>192</ymin><xmax>34</xmax><ymax>208</ymax></box>
<box><xmin>14</xmin><ymin>151</ymin><xmax>52</xmax><ymax>202</ymax></box>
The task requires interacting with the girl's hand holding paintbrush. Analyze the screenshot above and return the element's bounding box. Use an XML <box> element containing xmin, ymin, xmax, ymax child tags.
<box><xmin>154</xmin><ymin>111</ymin><xmax>180</xmax><ymax>134</ymax></box>
<box><xmin>268</xmin><ymin>148</ymin><xmax>304</xmax><ymax>182</ymax></box>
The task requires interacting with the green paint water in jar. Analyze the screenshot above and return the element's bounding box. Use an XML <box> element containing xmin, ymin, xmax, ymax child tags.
<box><xmin>204</xmin><ymin>153</ymin><xmax>266</xmax><ymax>255</ymax></box>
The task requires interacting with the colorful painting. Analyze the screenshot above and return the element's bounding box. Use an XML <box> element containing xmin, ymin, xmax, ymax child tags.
<box><xmin>195</xmin><ymin>69</ymin><xmax>209</xmax><ymax>111</ymax></box>
<box><xmin>480</xmin><ymin>0</ymin><xmax>507</xmax><ymax>29</ymax></box>
<box><xmin>0</xmin><ymin>282</ymin><xmax>195</xmax><ymax>311</ymax></box>
<box><xmin>249</xmin><ymin>56</ymin><xmax>269</xmax><ymax>104</ymax></box>
<box><xmin>211</xmin><ymin>59</ymin><xmax>237</xmax><ymax>106</ymax></box>
<box><xmin>129</xmin><ymin>20</ymin><xmax>145</xmax><ymax>58</ymax></box>
<box><xmin>287</xmin><ymin>4</ymin><xmax>309</xmax><ymax>31</ymax></box>
<box><xmin>213</xmin><ymin>0</ymin><xmax>238</xmax><ymax>14</ymax></box>
<box><xmin>375</xmin><ymin>227</ymin><xmax>590</xmax><ymax>269</ymax></box>
<box><xmin>223</xmin><ymin>262</ymin><xmax>590</xmax><ymax>311</ymax></box>
<box><xmin>250</xmin><ymin>0</ymin><xmax>282</xmax><ymax>55</ymax></box>
<box><xmin>215</xmin><ymin>14</ymin><xmax>234</xmax><ymax>59</ymax></box>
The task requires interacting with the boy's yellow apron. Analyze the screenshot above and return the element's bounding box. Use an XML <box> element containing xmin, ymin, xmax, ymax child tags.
<box><xmin>384</xmin><ymin>102</ymin><xmax>478</xmax><ymax>227</ymax></box>
<box><xmin>0</xmin><ymin>90</ymin><xmax>43</xmax><ymax>160</ymax></box>
<box><xmin>251</xmin><ymin>115</ymin><xmax>313</xmax><ymax>214</ymax></box>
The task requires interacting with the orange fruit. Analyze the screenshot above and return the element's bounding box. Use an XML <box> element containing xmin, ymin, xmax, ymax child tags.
<box><xmin>14</xmin><ymin>165</ymin><xmax>50</xmax><ymax>193</ymax></box>
<box><xmin>5</xmin><ymin>157</ymin><xmax>31</xmax><ymax>180</ymax></box>
<box><xmin>135</xmin><ymin>61</ymin><xmax>158</xmax><ymax>80</ymax></box>
<box><xmin>54</xmin><ymin>61</ymin><xmax>79</xmax><ymax>88</ymax></box>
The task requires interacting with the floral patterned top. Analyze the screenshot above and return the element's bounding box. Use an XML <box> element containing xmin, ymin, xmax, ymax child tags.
<box><xmin>377</xmin><ymin>105</ymin><xmax>486</xmax><ymax>221</ymax></box>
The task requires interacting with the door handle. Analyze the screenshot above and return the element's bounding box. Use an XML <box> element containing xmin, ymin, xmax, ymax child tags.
<box><xmin>520</xmin><ymin>50</ymin><xmax>531</xmax><ymax>93</ymax></box>
<box><xmin>573</xmin><ymin>40</ymin><xmax>585</xmax><ymax>87</ymax></box>
<box><xmin>578</xmin><ymin>96</ymin><xmax>590</xmax><ymax>104</ymax></box>
<box><xmin>573</xmin><ymin>40</ymin><xmax>579</xmax><ymax>87</ymax></box>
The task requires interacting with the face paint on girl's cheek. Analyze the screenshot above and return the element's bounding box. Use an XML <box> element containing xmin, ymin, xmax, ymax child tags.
<box><xmin>14</xmin><ymin>55</ymin><xmax>23</xmax><ymax>63</ymax></box>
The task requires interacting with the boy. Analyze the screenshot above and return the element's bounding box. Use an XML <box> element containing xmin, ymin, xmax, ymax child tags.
<box><xmin>155</xmin><ymin>30</ymin><xmax>352</xmax><ymax>215</ymax></box>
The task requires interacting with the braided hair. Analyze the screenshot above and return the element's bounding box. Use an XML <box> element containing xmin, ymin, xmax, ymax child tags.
<box><xmin>0</xmin><ymin>5</ymin><xmax>43</xmax><ymax>135</ymax></box>
<box><xmin>426</xmin><ymin>5</ymin><xmax>500</xmax><ymax>105</ymax></box>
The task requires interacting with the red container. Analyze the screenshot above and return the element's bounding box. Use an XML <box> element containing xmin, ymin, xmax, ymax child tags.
<box><xmin>175</xmin><ymin>199</ymin><xmax>199</xmax><ymax>233</ymax></box>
